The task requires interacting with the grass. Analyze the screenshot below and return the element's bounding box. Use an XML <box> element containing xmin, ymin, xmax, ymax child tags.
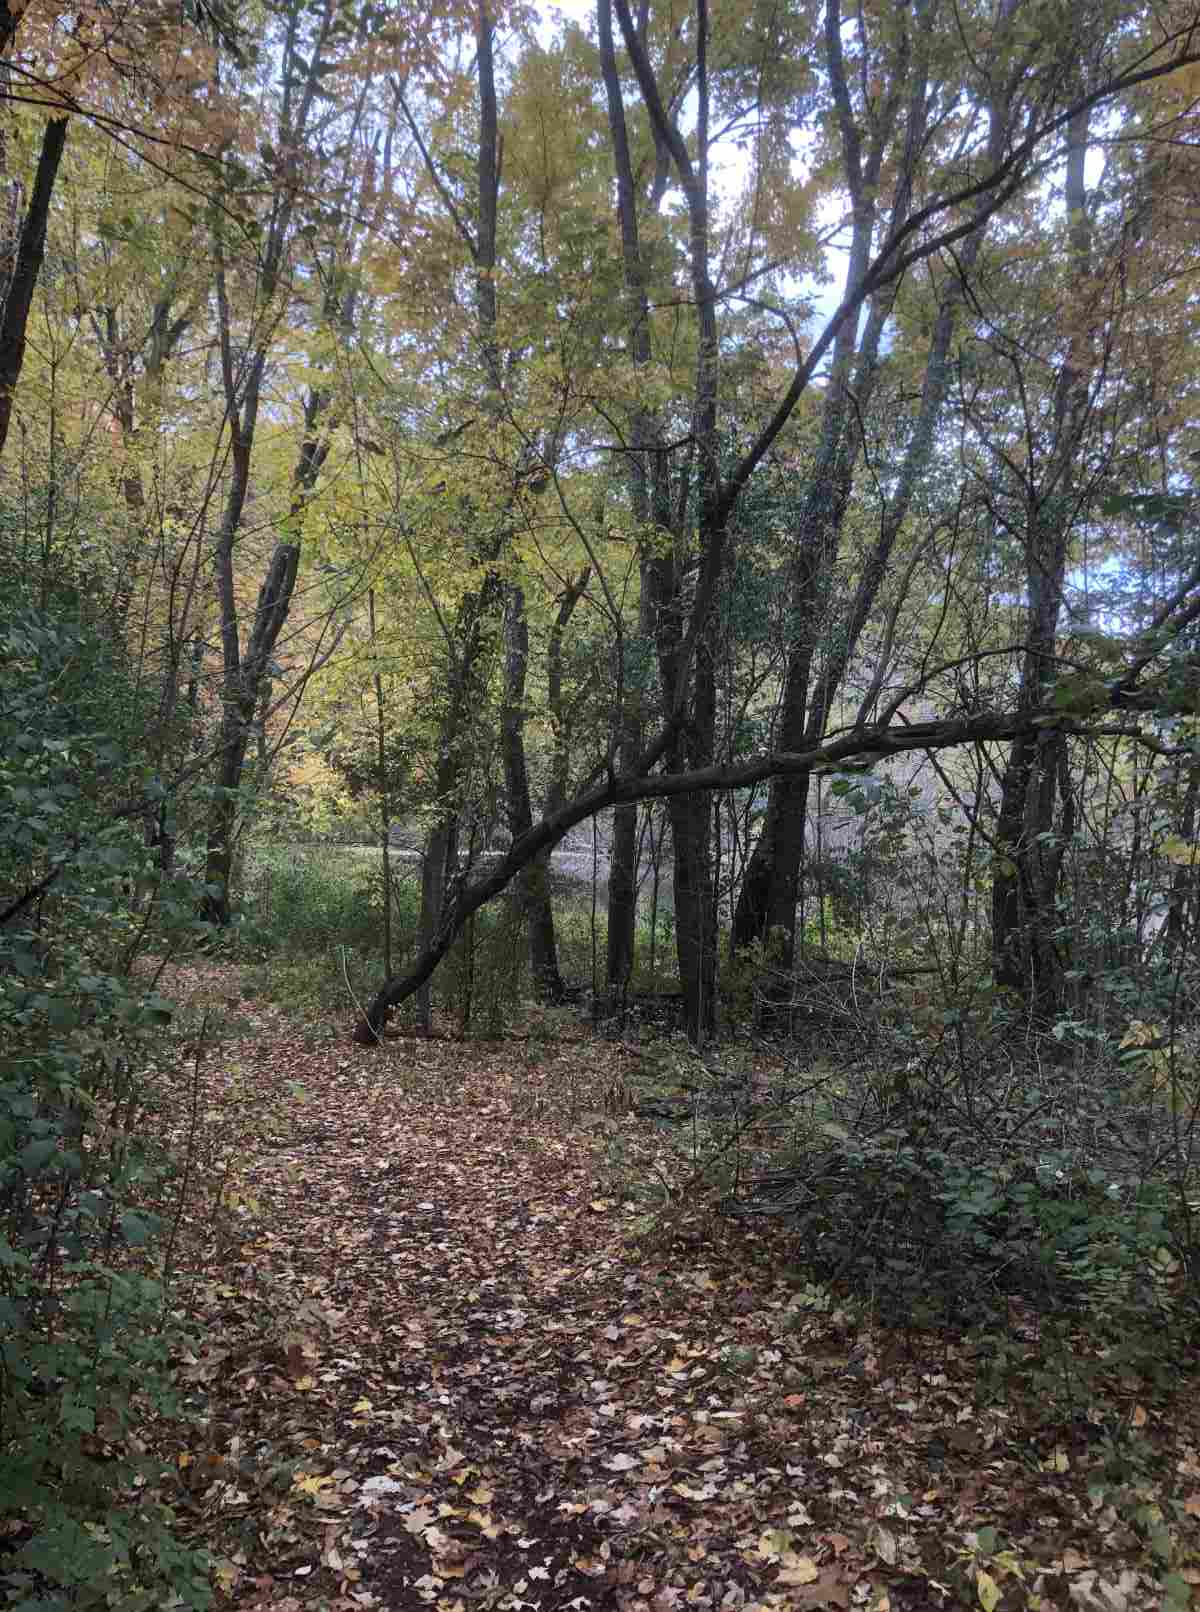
<box><xmin>242</xmin><ymin>843</ymin><xmax>410</xmax><ymax>957</ymax></box>
<box><xmin>238</xmin><ymin>840</ymin><xmax>682</xmax><ymax>1026</ymax></box>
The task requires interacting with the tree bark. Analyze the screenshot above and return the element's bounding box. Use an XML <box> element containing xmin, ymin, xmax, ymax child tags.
<box><xmin>612</xmin><ymin>0</ymin><xmax>726</xmax><ymax>1043</ymax></box>
<box><xmin>598</xmin><ymin>0</ymin><xmax>671</xmax><ymax>1010</ymax></box>
<box><xmin>1166</xmin><ymin>763</ymin><xmax>1200</xmax><ymax>952</ymax></box>
<box><xmin>990</xmin><ymin>108</ymin><xmax>1094</xmax><ymax>1018</ymax></box>
<box><xmin>204</xmin><ymin>541</ymin><xmax>299</xmax><ymax>921</ymax></box>
<box><xmin>410</xmin><ymin>0</ymin><xmax>506</xmax><ymax>1025</ymax></box>
<box><xmin>502</xmin><ymin>581</ymin><xmax>564</xmax><ymax>1002</ymax></box>
<box><xmin>0</xmin><ymin>117</ymin><xmax>68</xmax><ymax>462</ymax></box>
<box><xmin>732</xmin><ymin>0</ymin><xmax>936</xmax><ymax>967</ymax></box>
<box><xmin>202</xmin><ymin>0</ymin><xmax>341</xmax><ymax>922</ymax></box>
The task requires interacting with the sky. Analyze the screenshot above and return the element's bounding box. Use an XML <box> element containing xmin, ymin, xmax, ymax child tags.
<box><xmin>531</xmin><ymin>0</ymin><xmax>861</xmax><ymax>343</ymax></box>
<box><xmin>531</xmin><ymin>0</ymin><xmax>1105</xmax><ymax>350</ymax></box>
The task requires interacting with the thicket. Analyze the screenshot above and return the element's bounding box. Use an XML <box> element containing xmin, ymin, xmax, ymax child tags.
<box><xmin>0</xmin><ymin>512</ymin><xmax>212</xmax><ymax>1610</ymax></box>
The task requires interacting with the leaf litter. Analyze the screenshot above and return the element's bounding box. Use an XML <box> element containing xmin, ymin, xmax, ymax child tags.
<box><xmin>143</xmin><ymin>961</ymin><xmax>1200</xmax><ymax>1612</ymax></box>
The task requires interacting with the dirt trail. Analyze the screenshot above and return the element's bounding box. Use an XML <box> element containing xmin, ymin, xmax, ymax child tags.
<box><xmin>156</xmin><ymin>963</ymin><xmax>1200</xmax><ymax>1612</ymax></box>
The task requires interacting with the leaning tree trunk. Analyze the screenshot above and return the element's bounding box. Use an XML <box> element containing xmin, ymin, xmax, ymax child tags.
<box><xmin>0</xmin><ymin>116</ymin><xmax>67</xmax><ymax>462</ymax></box>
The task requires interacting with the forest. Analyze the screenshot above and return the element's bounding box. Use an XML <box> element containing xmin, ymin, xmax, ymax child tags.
<box><xmin>4</xmin><ymin>0</ymin><xmax>1200</xmax><ymax>1606</ymax></box>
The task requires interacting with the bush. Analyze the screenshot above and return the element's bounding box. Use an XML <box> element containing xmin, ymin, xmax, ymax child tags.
<box><xmin>0</xmin><ymin>1245</ymin><xmax>211</xmax><ymax>1611</ymax></box>
<box><xmin>440</xmin><ymin>896</ymin><xmax>528</xmax><ymax>1033</ymax></box>
<box><xmin>244</xmin><ymin>844</ymin><xmax>419</xmax><ymax>958</ymax></box>
<box><xmin>0</xmin><ymin>592</ymin><xmax>211</xmax><ymax>1608</ymax></box>
<box><xmin>725</xmin><ymin>1020</ymin><xmax>1196</xmax><ymax>1342</ymax></box>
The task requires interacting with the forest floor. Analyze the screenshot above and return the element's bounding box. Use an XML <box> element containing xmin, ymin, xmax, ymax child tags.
<box><xmin>149</xmin><ymin>959</ymin><xmax>1200</xmax><ymax>1612</ymax></box>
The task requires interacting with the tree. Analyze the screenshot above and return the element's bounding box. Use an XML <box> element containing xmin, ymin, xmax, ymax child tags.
<box><xmin>352</xmin><ymin>0</ymin><xmax>1200</xmax><ymax>1044</ymax></box>
<box><xmin>0</xmin><ymin>0</ymin><xmax>232</xmax><ymax>462</ymax></box>
<box><xmin>730</xmin><ymin>0</ymin><xmax>1010</xmax><ymax>977</ymax></box>
<box><xmin>201</xmin><ymin>0</ymin><xmax>409</xmax><ymax>921</ymax></box>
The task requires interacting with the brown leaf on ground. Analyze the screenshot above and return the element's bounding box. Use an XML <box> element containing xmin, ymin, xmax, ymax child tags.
<box><xmin>137</xmin><ymin>959</ymin><xmax>1200</xmax><ymax>1612</ymax></box>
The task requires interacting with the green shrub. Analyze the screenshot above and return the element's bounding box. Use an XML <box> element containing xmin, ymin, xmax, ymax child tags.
<box><xmin>0</xmin><ymin>593</ymin><xmax>211</xmax><ymax>1609</ymax></box>
<box><xmin>244</xmin><ymin>845</ymin><xmax>419</xmax><ymax>958</ymax></box>
<box><xmin>441</xmin><ymin>897</ymin><xmax>528</xmax><ymax>1033</ymax></box>
<box><xmin>0</xmin><ymin>1244</ymin><xmax>211</xmax><ymax>1611</ymax></box>
<box><xmin>553</xmin><ymin>901</ymin><xmax>680</xmax><ymax>998</ymax></box>
<box><xmin>735</xmin><ymin>1121</ymin><xmax>1187</xmax><ymax>1334</ymax></box>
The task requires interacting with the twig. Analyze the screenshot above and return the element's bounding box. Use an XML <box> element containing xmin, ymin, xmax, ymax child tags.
<box><xmin>340</xmin><ymin>945</ymin><xmax>381</xmax><ymax>1043</ymax></box>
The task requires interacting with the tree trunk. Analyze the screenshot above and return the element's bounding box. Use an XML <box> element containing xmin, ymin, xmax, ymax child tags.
<box><xmin>204</xmin><ymin>542</ymin><xmax>299</xmax><ymax>922</ymax></box>
<box><xmin>605</xmin><ymin>802</ymin><xmax>639</xmax><ymax>1007</ymax></box>
<box><xmin>667</xmin><ymin>780</ymin><xmax>717</xmax><ymax>1040</ymax></box>
<box><xmin>598</xmin><ymin>0</ymin><xmax>673</xmax><ymax>1012</ymax></box>
<box><xmin>417</xmin><ymin>813</ymin><xmax>455</xmax><ymax>1030</ymax></box>
<box><xmin>732</xmin><ymin>0</ymin><xmax>1012</xmax><ymax>975</ymax></box>
<box><xmin>0</xmin><ymin>117</ymin><xmax>67</xmax><ymax>462</ymax></box>
<box><xmin>201</xmin><ymin>5</ymin><xmax>343</xmax><ymax>923</ymax></box>
<box><xmin>990</xmin><ymin>109</ymin><xmax>1093</xmax><ymax>1020</ymax></box>
<box><xmin>409</xmin><ymin>0</ymin><xmax>508</xmax><ymax>1017</ymax></box>
<box><xmin>729</xmin><ymin>0</ymin><xmax>895</xmax><ymax>963</ymax></box>
<box><xmin>501</xmin><ymin>582</ymin><xmax>564</xmax><ymax>1003</ymax></box>
<box><xmin>1166</xmin><ymin>765</ymin><xmax>1200</xmax><ymax>952</ymax></box>
<box><xmin>611</xmin><ymin>0</ymin><xmax>726</xmax><ymax>1041</ymax></box>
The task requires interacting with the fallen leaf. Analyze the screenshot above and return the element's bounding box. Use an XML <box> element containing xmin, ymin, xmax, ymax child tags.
<box><xmin>976</xmin><ymin>1569</ymin><xmax>1000</xmax><ymax>1611</ymax></box>
<box><xmin>778</xmin><ymin>1554</ymin><xmax>820</xmax><ymax>1586</ymax></box>
<box><xmin>214</xmin><ymin>1559</ymin><xmax>240</xmax><ymax>1594</ymax></box>
<box><xmin>792</xmin><ymin>1569</ymin><xmax>852</xmax><ymax>1609</ymax></box>
<box><xmin>605</xmin><ymin>1452</ymin><xmax>639</xmax><ymax>1471</ymax></box>
<box><xmin>758</xmin><ymin>1529</ymin><xmax>794</xmax><ymax>1560</ymax></box>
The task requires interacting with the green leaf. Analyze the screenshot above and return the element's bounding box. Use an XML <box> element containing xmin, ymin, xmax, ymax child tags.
<box><xmin>119</xmin><ymin>1212</ymin><xmax>152</xmax><ymax>1247</ymax></box>
<box><xmin>46</xmin><ymin>998</ymin><xmax>79</xmax><ymax>1029</ymax></box>
<box><xmin>19</xmin><ymin>1137</ymin><xmax>59</xmax><ymax>1175</ymax></box>
<box><xmin>1162</xmin><ymin>1573</ymin><xmax>1193</xmax><ymax>1610</ymax></box>
<box><xmin>0</xmin><ymin>1234</ymin><xmax>26</xmax><ymax>1269</ymax></box>
<box><xmin>976</xmin><ymin>1569</ymin><xmax>1000</xmax><ymax>1612</ymax></box>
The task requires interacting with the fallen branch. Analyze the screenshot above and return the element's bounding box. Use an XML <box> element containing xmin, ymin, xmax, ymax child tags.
<box><xmin>351</xmin><ymin>704</ymin><xmax>1171</xmax><ymax>1044</ymax></box>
